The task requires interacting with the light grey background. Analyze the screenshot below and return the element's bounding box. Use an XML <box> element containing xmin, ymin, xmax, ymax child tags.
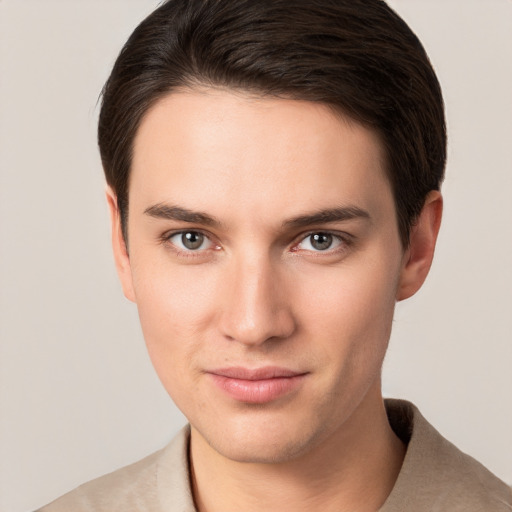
<box><xmin>1</xmin><ymin>1</ymin><xmax>511</xmax><ymax>511</ymax></box>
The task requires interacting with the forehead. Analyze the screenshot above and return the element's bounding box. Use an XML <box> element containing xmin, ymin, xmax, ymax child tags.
<box><xmin>130</xmin><ymin>88</ymin><xmax>392</xmax><ymax>226</ymax></box>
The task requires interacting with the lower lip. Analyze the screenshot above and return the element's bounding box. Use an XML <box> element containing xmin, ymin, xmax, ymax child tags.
<box><xmin>209</xmin><ymin>374</ymin><xmax>306</xmax><ymax>404</ymax></box>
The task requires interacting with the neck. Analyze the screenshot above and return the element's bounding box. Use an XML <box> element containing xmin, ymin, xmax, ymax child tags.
<box><xmin>190</xmin><ymin>387</ymin><xmax>405</xmax><ymax>512</ymax></box>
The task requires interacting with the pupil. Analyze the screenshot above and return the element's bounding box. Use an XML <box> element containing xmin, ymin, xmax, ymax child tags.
<box><xmin>311</xmin><ymin>233</ymin><xmax>332</xmax><ymax>250</ymax></box>
<box><xmin>182</xmin><ymin>232</ymin><xmax>203</xmax><ymax>250</ymax></box>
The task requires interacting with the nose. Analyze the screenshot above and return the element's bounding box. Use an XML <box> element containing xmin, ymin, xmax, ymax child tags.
<box><xmin>218</xmin><ymin>254</ymin><xmax>296</xmax><ymax>346</ymax></box>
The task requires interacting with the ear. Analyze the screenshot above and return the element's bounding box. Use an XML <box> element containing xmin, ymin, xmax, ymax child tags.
<box><xmin>396</xmin><ymin>190</ymin><xmax>443</xmax><ymax>301</ymax></box>
<box><xmin>106</xmin><ymin>187</ymin><xmax>136</xmax><ymax>303</ymax></box>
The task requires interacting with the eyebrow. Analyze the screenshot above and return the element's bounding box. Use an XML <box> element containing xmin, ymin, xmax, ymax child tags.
<box><xmin>282</xmin><ymin>206</ymin><xmax>371</xmax><ymax>229</ymax></box>
<box><xmin>144</xmin><ymin>204</ymin><xmax>222</xmax><ymax>227</ymax></box>
<box><xmin>144</xmin><ymin>202</ymin><xmax>370</xmax><ymax>230</ymax></box>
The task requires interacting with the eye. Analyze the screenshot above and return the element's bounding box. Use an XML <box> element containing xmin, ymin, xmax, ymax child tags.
<box><xmin>167</xmin><ymin>231</ymin><xmax>214</xmax><ymax>252</ymax></box>
<box><xmin>296</xmin><ymin>232</ymin><xmax>344</xmax><ymax>252</ymax></box>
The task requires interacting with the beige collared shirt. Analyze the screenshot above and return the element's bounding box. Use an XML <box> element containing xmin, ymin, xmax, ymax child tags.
<box><xmin>37</xmin><ymin>400</ymin><xmax>512</xmax><ymax>511</ymax></box>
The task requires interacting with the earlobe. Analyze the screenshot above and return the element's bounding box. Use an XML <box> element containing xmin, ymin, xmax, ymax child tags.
<box><xmin>396</xmin><ymin>191</ymin><xmax>443</xmax><ymax>301</ymax></box>
<box><xmin>106</xmin><ymin>187</ymin><xmax>136</xmax><ymax>303</ymax></box>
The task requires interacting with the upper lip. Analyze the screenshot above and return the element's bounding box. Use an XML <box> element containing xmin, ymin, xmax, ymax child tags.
<box><xmin>208</xmin><ymin>367</ymin><xmax>306</xmax><ymax>380</ymax></box>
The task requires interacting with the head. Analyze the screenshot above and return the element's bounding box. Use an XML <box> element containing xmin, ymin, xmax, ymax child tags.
<box><xmin>99</xmin><ymin>0</ymin><xmax>445</xmax><ymax>463</ymax></box>
<box><xmin>99</xmin><ymin>0</ymin><xmax>446</xmax><ymax>249</ymax></box>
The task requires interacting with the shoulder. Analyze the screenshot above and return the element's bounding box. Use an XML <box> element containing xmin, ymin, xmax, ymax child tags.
<box><xmin>383</xmin><ymin>399</ymin><xmax>512</xmax><ymax>512</ymax></box>
<box><xmin>36</xmin><ymin>426</ymin><xmax>195</xmax><ymax>512</ymax></box>
<box><xmin>36</xmin><ymin>450</ymin><xmax>162</xmax><ymax>512</ymax></box>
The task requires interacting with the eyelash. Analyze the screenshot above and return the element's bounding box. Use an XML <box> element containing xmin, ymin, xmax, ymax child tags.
<box><xmin>159</xmin><ymin>229</ymin><xmax>354</xmax><ymax>259</ymax></box>
<box><xmin>159</xmin><ymin>229</ymin><xmax>220</xmax><ymax>259</ymax></box>
<box><xmin>291</xmin><ymin>231</ymin><xmax>354</xmax><ymax>256</ymax></box>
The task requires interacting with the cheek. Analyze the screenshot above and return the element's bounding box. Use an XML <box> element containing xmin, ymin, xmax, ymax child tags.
<box><xmin>133</xmin><ymin>250</ymin><xmax>220</xmax><ymax>324</ymax></box>
<box><xmin>130</xmin><ymin>256</ymin><xmax>221</xmax><ymax>389</ymax></box>
<box><xmin>295</xmin><ymin>252</ymin><xmax>400</xmax><ymax>376</ymax></box>
<box><xmin>299</xmin><ymin>253</ymin><xmax>399</xmax><ymax>330</ymax></box>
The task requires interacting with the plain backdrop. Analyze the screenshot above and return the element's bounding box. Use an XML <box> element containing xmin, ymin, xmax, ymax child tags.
<box><xmin>1</xmin><ymin>1</ymin><xmax>511</xmax><ymax>511</ymax></box>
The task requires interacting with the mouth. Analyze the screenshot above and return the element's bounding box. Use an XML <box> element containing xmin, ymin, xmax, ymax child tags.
<box><xmin>206</xmin><ymin>366</ymin><xmax>308</xmax><ymax>404</ymax></box>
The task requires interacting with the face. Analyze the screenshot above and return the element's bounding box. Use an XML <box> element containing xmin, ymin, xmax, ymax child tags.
<box><xmin>112</xmin><ymin>89</ymin><xmax>423</xmax><ymax>464</ymax></box>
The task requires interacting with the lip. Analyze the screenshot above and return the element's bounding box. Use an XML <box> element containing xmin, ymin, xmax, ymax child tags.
<box><xmin>207</xmin><ymin>366</ymin><xmax>307</xmax><ymax>404</ymax></box>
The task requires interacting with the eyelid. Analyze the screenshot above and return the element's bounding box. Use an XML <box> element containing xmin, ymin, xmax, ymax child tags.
<box><xmin>159</xmin><ymin>228</ymin><xmax>354</xmax><ymax>258</ymax></box>
<box><xmin>291</xmin><ymin>230</ymin><xmax>354</xmax><ymax>253</ymax></box>
<box><xmin>160</xmin><ymin>228</ymin><xmax>221</xmax><ymax>256</ymax></box>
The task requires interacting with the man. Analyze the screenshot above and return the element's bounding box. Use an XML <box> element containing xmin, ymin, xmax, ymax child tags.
<box><xmin>38</xmin><ymin>0</ymin><xmax>511</xmax><ymax>510</ymax></box>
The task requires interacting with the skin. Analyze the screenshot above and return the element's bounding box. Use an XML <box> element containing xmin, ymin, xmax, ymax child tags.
<box><xmin>108</xmin><ymin>88</ymin><xmax>442</xmax><ymax>511</ymax></box>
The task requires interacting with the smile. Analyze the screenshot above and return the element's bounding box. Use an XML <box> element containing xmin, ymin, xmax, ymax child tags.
<box><xmin>207</xmin><ymin>367</ymin><xmax>308</xmax><ymax>404</ymax></box>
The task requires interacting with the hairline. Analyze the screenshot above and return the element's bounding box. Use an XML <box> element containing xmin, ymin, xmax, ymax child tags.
<box><xmin>118</xmin><ymin>83</ymin><xmax>405</xmax><ymax>249</ymax></box>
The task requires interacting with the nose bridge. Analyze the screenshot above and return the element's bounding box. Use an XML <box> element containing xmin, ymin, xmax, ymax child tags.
<box><xmin>219</xmin><ymin>249</ymin><xmax>294</xmax><ymax>345</ymax></box>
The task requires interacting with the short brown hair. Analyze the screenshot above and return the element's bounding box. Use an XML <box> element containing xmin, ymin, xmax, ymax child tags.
<box><xmin>98</xmin><ymin>0</ymin><xmax>446</xmax><ymax>246</ymax></box>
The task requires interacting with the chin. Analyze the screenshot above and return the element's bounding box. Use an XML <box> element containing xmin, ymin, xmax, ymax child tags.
<box><xmin>211</xmin><ymin>435</ymin><xmax>314</xmax><ymax>465</ymax></box>
<box><xmin>193</xmin><ymin>411</ymin><xmax>330</xmax><ymax>464</ymax></box>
